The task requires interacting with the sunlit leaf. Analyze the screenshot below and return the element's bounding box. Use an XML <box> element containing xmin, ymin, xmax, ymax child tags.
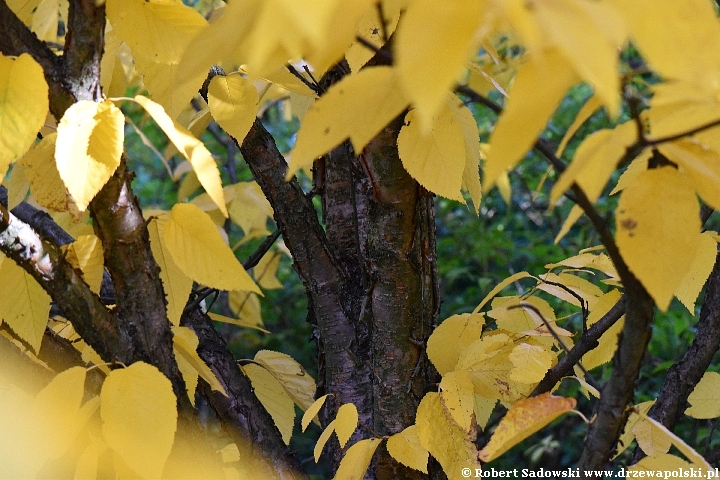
<box><xmin>0</xmin><ymin>53</ymin><xmax>48</xmax><ymax>178</ymax></box>
<box><xmin>508</xmin><ymin>343</ymin><xmax>553</xmax><ymax>384</ymax></box>
<box><xmin>242</xmin><ymin>363</ymin><xmax>295</xmax><ymax>445</ymax></box>
<box><xmin>685</xmin><ymin>372</ymin><xmax>720</xmax><ymax>419</ymax></box>
<box><xmin>386</xmin><ymin>426</ymin><xmax>428</xmax><ymax>473</ymax></box>
<box><xmin>333</xmin><ymin>438</ymin><xmax>382</xmax><ymax>480</ymax></box>
<box><xmin>439</xmin><ymin>370</ymin><xmax>476</xmax><ymax>432</ymax></box>
<box><xmin>163</xmin><ymin>203</ymin><xmax>260</xmax><ymax>292</ymax></box>
<box><xmin>253</xmin><ymin>350</ymin><xmax>317</xmax><ymax>414</ymax></box>
<box><xmin>302</xmin><ymin>394</ymin><xmax>328</xmax><ymax>432</ymax></box>
<box><xmin>208</xmin><ymin>73</ymin><xmax>259</xmax><ymax>143</ymax></box>
<box><xmin>674</xmin><ymin>232</ymin><xmax>717</xmax><ymax>314</ymax></box>
<box><xmin>172</xmin><ymin>325</ymin><xmax>227</xmax><ymax>396</ymax></box>
<box><xmin>335</xmin><ymin>403</ymin><xmax>358</xmax><ymax>448</ymax></box>
<box><xmin>616</xmin><ymin>167</ymin><xmax>701</xmax><ymax>311</ymax></box>
<box><xmin>427</xmin><ymin>313</ymin><xmax>485</xmax><ymax>375</ymax></box>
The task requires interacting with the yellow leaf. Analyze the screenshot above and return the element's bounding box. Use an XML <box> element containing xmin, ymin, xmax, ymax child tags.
<box><xmin>101</xmin><ymin>362</ymin><xmax>178</xmax><ymax>480</ymax></box>
<box><xmin>685</xmin><ymin>372</ymin><xmax>720</xmax><ymax>419</ymax></box>
<box><xmin>0</xmin><ymin>255</ymin><xmax>51</xmax><ymax>353</ymax></box>
<box><xmin>315</xmin><ymin>419</ymin><xmax>337</xmax><ymax>462</ymax></box>
<box><xmin>395</xmin><ymin>0</ymin><xmax>483</xmax><ymax>130</ymax></box>
<box><xmin>386</xmin><ymin>426</ymin><xmax>428</xmax><ymax>473</ymax></box>
<box><xmin>0</xmin><ymin>53</ymin><xmax>48</xmax><ymax>177</ymax></box>
<box><xmin>632</xmin><ymin>417</ymin><xmax>671</xmax><ymax>457</ymax></box>
<box><xmin>474</xmin><ymin>395</ymin><xmax>497</xmax><ymax>431</ymax></box>
<box><xmin>550</xmin><ymin>122</ymin><xmax>636</xmax><ymax>206</ymax></box>
<box><xmin>483</xmin><ymin>49</ymin><xmax>578</xmax><ymax>191</ymax></box>
<box><xmin>615</xmin><ymin>0</ymin><xmax>720</xmax><ymax>82</ymax></box>
<box><xmin>106</xmin><ymin>0</ymin><xmax>207</xmax><ymax>64</ymax></box>
<box><xmin>207</xmin><ymin>312</ymin><xmax>270</xmax><ymax>333</ymax></box>
<box><xmin>7</xmin><ymin>0</ymin><xmax>42</xmax><ymax>24</ymax></box>
<box><xmin>675</xmin><ymin>232</ymin><xmax>717</xmax><ymax>313</ymax></box>
<box><xmin>659</xmin><ymin>138</ymin><xmax>720</xmax><ymax>212</ymax></box>
<box><xmin>416</xmin><ymin>392</ymin><xmax>481</xmax><ymax>477</ymax></box>
<box><xmin>242</xmin><ymin>363</ymin><xmax>295</xmax><ymax>445</ymax></box>
<box><xmin>5</xmin><ymin>162</ymin><xmax>29</xmax><ymax>209</ymax></box>
<box><xmin>173</xmin><ymin>336</ymin><xmax>198</xmax><ymax>407</ymax></box>
<box><xmin>614</xmin><ymin>401</ymin><xmax>654</xmax><ymax>458</ymax></box>
<box><xmin>509</xmin><ymin>343</ymin><xmax>553</xmax><ymax>384</ymax></box>
<box><xmin>172</xmin><ymin>325</ymin><xmax>227</xmax><ymax>396</ymax></box>
<box><xmin>18</xmin><ymin>132</ymin><xmax>73</xmax><ymax>212</ymax></box>
<box><xmin>472</xmin><ymin>271</ymin><xmax>533</xmax><ymax>313</ymax></box>
<box><xmin>439</xmin><ymin>370</ymin><xmax>476</xmax><ymax>432</ymax></box>
<box><xmin>228</xmin><ymin>291</ymin><xmax>264</xmax><ymax>326</ymax></box>
<box><xmin>335</xmin><ymin>403</ymin><xmax>359</xmax><ymax>448</ymax></box>
<box><xmin>148</xmin><ymin>215</ymin><xmax>193</xmax><ymax>327</ymax></box>
<box><xmin>616</xmin><ymin>167</ymin><xmax>702</xmax><ymax>311</ymax></box>
<box><xmin>208</xmin><ymin>74</ymin><xmax>259</xmax><ymax>143</ymax></box>
<box><xmin>537</xmin><ymin>272</ymin><xmax>603</xmax><ymax>308</ymax></box>
<box><xmin>629</xmin><ymin>454</ymin><xmax>692</xmax><ymax>476</ymax></box>
<box><xmin>288</xmin><ymin>67</ymin><xmax>408</xmax><ymax>178</ymax></box>
<box><xmin>478</xmin><ymin>393</ymin><xmax>576</xmax><ymax>463</ymax></box>
<box><xmin>227</xmin><ymin>181</ymin><xmax>273</xmax><ymax>237</ymax></box>
<box><xmin>581</xmin><ymin>289</ymin><xmax>625</xmax><ymax>370</ymax></box>
<box><xmin>163</xmin><ymin>203</ymin><xmax>260</xmax><ymax>293</ymax></box>
<box><xmin>556</xmin><ymin>94</ymin><xmax>604</xmax><ymax>158</ymax></box>
<box><xmin>426</xmin><ymin>313</ymin><xmax>485</xmax><ymax>375</ymax></box>
<box><xmin>75</xmin><ymin>435</ymin><xmax>108</xmax><ymax>480</ymax></box>
<box><xmin>55</xmin><ymin>100</ymin><xmax>124</xmax><ymax>210</ymax></box>
<box><xmin>253</xmin><ymin>350</ymin><xmax>317</xmax><ymax>414</ymax></box>
<box><xmin>66</xmin><ymin>235</ymin><xmax>104</xmax><ymax>295</ymax></box>
<box><xmin>397</xmin><ymin>102</ymin><xmax>466</xmax><ymax>201</ymax></box>
<box><xmin>457</xmin><ymin>95</ymin><xmax>482</xmax><ymax>211</ymax></box>
<box><xmin>254</xmin><ymin>252</ymin><xmax>283</xmax><ymax>290</ymax></box>
<box><xmin>333</xmin><ymin>438</ymin><xmax>382</xmax><ymax>480</ymax></box>
<box><xmin>130</xmin><ymin>96</ymin><xmax>228</xmax><ymax>216</ymax></box>
<box><xmin>488</xmin><ymin>296</ymin><xmax>557</xmax><ymax>334</ymax></box>
<box><xmin>345</xmin><ymin>4</ymin><xmax>401</xmax><ymax>72</ymax></box>
<box><xmin>610</xmin><ymin>151</ymin><xmax>653</xmax><ymax>196</ymax></box>
<box><xmin>302</xmin><ymin>394</ymin><xmax>328</xmax><ymax>432</ymax></box>
<box><xmin>33</xmin><ymin>366</ymin><xmax>92</xmax><ymax>462</ymax></box>
<box><xmin>554</xmin><ymin>205</ymin><xmax>584</xmax><ymax>244</ymax></box>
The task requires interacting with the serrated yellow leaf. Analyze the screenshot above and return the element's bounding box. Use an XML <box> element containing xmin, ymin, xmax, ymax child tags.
<box><xmin>537</xmin><ymin>272</ymin><xmax>603</xmax><ymax>308</ymax></box>
<box><xmin>614</xmin><ymin>401</ymin><xmax>654</xmax><ymax>459</ymax></box>
<box><xmin>416</xmin><ymin>392</ymin><xmax>481</xmax><ymax>477</ymax></box>
<box><xmin>634</xmin><ymin>409</ymin><xmax>712</xmax><ymax>470</ymax></box>
<box><xmin>18</xmin><ymin>132</ymin><xmax>72</xmax><ymax>212</ymax></box>
<box><xmin>395</xmin><ymin>0</ymin><xmax>483</xmax><ymax>130</ymax></box>
<box><xmin>473</xmin><ymin>271</ymin><xmax>533</xmax><ymax>314</ymax></box>
<box><xmin>163</xmin><ymin>203</ymin><xmax>259</xmax><ymax>293</ymax></box>
<box><xmin>478</xmin><ymin>393</ymin><xmax>575</xmax><ymax>463</ymax></box>
<box><xmin>426</xmin><ymin>313</ymin><xmax>485</xmax><ymax>375</ymax></box>
<box><xmin>554</xmin><ymin>205</ymin><xmax>583</xmax><ymax>244</ymax></box>
<box><xmin>335</xmin><ymin>403</ymin><xmax>358</xmax><ymax>448</ymax></box>
<box><xmin>610</xmin><ymin>151</ymin><xmax>652</xmax><ymax>196</ymax></box>
<box><xmin>66</xmin><ymin>235</ymin><xmax>104</xmax><ymax>295</ymax></box>
<box><xmin>55</xmin><ymin>100</ymin><xmax>124</xmax><ymax>210</ymax></box>
<box><xmin>302</xmin><ymin>394</ymin><xmax>328</xmax><ymax>432</ymax></box>
<box><xmin>253</xmin><ymin>350</ymin><xmax>316</xmax><ymax>414</ymax></box>
<box><xmin>0</xmin><ymin>256</ymin><xmax>51</xmax><ymax>353</ymax></box>
<box><xmin>130</xmin><ymin>96</ymin><xmax>227</xmax><ymax>216</ymax></box>
<box><xmin>227</xmin><ymin>181</ymin><xmax>273</xmax><ymax>237</ymax></box>
<box><xmin>386</xmin><ymin>426</ymin><xmax>428</xmax><ymax>473</ymax></box>
<box><xmin>0</xmin><ymin>53</ymin><xmax>49</xmax><ymax>177</ymax></box>
<box><xmin>397</xmin><ymin>103</ymin><xmax>465</xmax><ymax>201</ymax></box>
<box><xmin>148</xmin><ymin>215</ymin><xmax>193</xmax><ymax>326</ymax></box>
<box><xmin>208</xmin><ymin>74</ymin><xmax>259</xmax><ymax>143</ymax></box>
<box><xmin>315</xmin><ymin>419</ymin><xmax>336</xmax><ymax>462</ymax></box>
<box><xmin>333</xmin><ymin>438</ymin><xmax>382</xmax><ymax>480</ymax></box>
<box><xmin>172</xmin><ymin>325</ymin><xmax>227</xmax><ymax>396</ymax></box>
<box><xmin>288</xmin><ymin>66</ymin><xmax>408</xmax><ymax>178</ymax></box>
<box><xmin>632</xmin><ymin>417</ymin><xmax>671</xmax><ymax>457</ymax></box>
<box><xmin>509</xmin><ymin>343</ymin><xmax>553</xmax><ymax>384</ymax></box>
<box><xmin>660</xmin><ymin>138</ymin><xmax>720</xmax><ymax>212</ymax></box>
<box><xmin>345</xmin><ymin>5</ymin><xmax>400</xmax><ymax>73</ymax></box>
<box><xmin>457</xmin><ymin>100</ymin><xmax>482</xmax><ymax>212</ymax></box>
<box><xmin>173</xmin><ymin>338</ymin><xmax>198</xmax><ymax>407</ymax></box>
<box><xmin>556</xmin><ymin>94</ymin><xmax>603</xmax><ymax>158</ymax></box>
<box><xmin>474</xmin><ymin>395</ymin><xmax>497</xmax><ymax>431</ymax></box>
<box><xmin>685</xmin><ymin>372</ymin><xmax>720</xmax><ymax>419</ymax></box>
<box><xmin>106</xmin><ymin>0</ymin><xmax>207</xmax><ymax>64</ymax></box>
<box><xmin>616</xmin><ymin>167</ymin><xmax>702</xmax><ymax>311</ymax></box>
<box><xmin>550</xmin><ymin>122</ymin><xmax>636</xmax><ymax>206</ymax></box>
<box><xmin>207</xmin><ymin>312</ymin><xmax>270</xmax><ymax>333</ymax></box>
<box><xmin>439</xmin><ymin>370</ymin><xmax>476</xmax><ymax>432</ymax></box>
<box><xmin>5</xmin><ymin>162</ymin><xmax>29</xmax><ymax>209</ymax></box>
<box><xmin>488</xmin><ymin>296</ymin><xmax>557</xmax><ymax>334</ymax></box>
<box><xmin>242</xmin><ymin>363</ymin><xmax>294</xmax><ymax>445</ymax></box>
<box><xmin>483</xmin><ymin>49</ymin><xmax>579</xmax><ymax>191</ymax></box>
<box><xmin>228</xmin><ymin>291</ymin><xmax>264</xmax><ymax>327</ymax></box>
<box><xmin>582</xmin><ymin>289</ymin><xmax>625</xmax><ymax>370</ymax></box>
<box><xmin>254</xmin><ymin>252</ymin><xmax>283</xmax><ymax>290</ymax></box>
<box><xmin>629</xmin><ymin>454</ymin><xmax>692</xmax><ymax>475</ymax></box>
<box><xmin>135</xmin><ymin>57</ymin><xmax>209</xmax><ymax>120</ymax></box>
<box><xmin>101</xmin><ymin>362</ymin><xmax>178</xmax><ymax>480</ymax></box>
<box><xmin>675</xmin><ymin>232</ymin><xmax>717</xmax><ymax>313</ymax></box>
